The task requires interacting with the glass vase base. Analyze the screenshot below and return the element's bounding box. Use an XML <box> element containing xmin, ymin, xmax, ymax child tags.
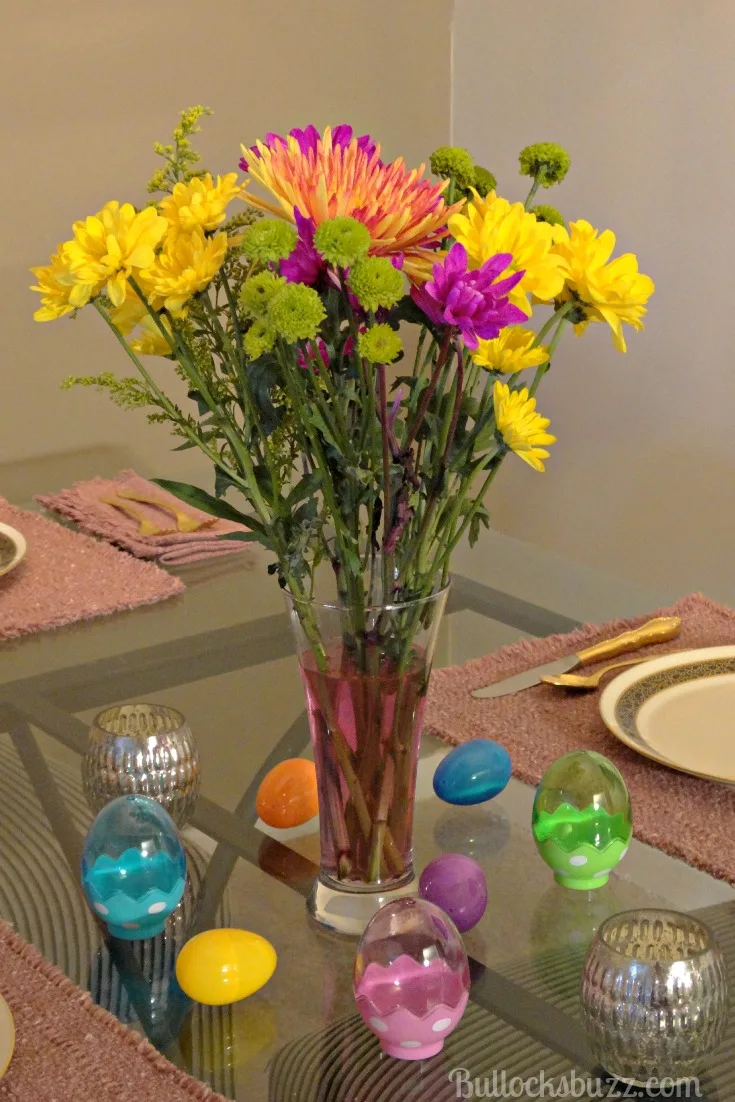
<box><xmin>307</xmin><ymin>872</ymin><xmax>418</xmax><ymax>937</ymax></box>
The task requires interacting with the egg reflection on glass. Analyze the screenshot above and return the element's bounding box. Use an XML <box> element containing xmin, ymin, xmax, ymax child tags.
<box><xmin>175</xmin><ymin>929</ymin><xmax>277</xmax><ymax>1006</ymax></box>
<box><xmin>256</xmin><ymin>759</ymin><xmax>319</xmax><ymax>829</ymax></box>
<box><xmin>532</xmin><ymin>750</ymin><xmax>632</xmax><ymax>890</ymax></box>
<box><xmin>81</xmin><ymin>794</ymin><xmax>186</xmax><ymax>940</ymax></box>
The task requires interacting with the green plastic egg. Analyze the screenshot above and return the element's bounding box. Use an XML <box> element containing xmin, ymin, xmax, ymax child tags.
<box><xmin>532</xmin><ymin>751</ymin><xmax>632</xmax><ymax>890</ymax></box>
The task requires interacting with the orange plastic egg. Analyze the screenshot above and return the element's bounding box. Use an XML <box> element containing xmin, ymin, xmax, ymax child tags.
<box><xmin>256</xmin><ymin>759</ymin><xmax>318</xmax><ymax>829</ymax></box>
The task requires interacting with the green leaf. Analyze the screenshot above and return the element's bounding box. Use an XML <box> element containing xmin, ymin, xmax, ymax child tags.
<box><xmin>246</xmin><ymin>360</ymin><xmax>281</xmax><ymax>437</ymax></box>
<box><xmin>392</xmin><ymin>294</ymin><xmax>438</xmax><ymax>332</ymax></box>
<box><xmin>153</xmin><ymin>478</ymin><xmax>253</xmax><ymax>525</ymax></box>
<box><xmin>307</xmin><ymin>408</ymin><xmax>341</xmax><ymax>452</ymax></box>
<box><xmin>214</xmin><ymin>467</ymin><xmax>237</xmax><ymax>498</ymax></box>
<box><xmin>220</xmin><ymin>529</ymin><xmax>273</xmax><ymax>550</ymax></box>
<box><xmin>287</xmin><ymin>472</ymin><xmax>321</xmax><ymax>508</ymax></box>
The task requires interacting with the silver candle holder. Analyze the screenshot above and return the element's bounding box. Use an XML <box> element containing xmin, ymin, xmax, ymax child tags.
<box><xmin>82</xmin><ymin>703</ymin><xmax>200</xmax><ymax>828</ymax></box>
<box><xmin>581</xmin><ymin>908</ymin><xmax>728</xmax><ymax>1087</ymax></box>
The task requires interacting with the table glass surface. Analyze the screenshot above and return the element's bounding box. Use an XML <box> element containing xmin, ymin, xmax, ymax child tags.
<box><xmin>2</xmin><ymin>522</ymin><xmax>735</xmax><ymax>1101</ymax></box>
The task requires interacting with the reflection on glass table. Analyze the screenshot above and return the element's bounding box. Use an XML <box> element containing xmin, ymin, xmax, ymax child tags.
<box><xmin>2</xmin><ymin>534</ymin><xmax>735</xmax><ymax>1099</ymax></box>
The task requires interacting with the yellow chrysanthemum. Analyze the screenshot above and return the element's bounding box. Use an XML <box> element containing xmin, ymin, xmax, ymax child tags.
<box><xmin>473</xmin><ymin>326</ymin><xmax>550</xmax><ymax>373</ymax></box>
<box><xmin>130</xmin><ymin>314</ymin><xmax>174</xmax><ymax>357</ymax></box>
<box><xmin>493</xmin><ymin>381</ymin><xmax>556</xmax><ymax>472</ymax></box>
<box><xmin>142</xmin><ymin>227</ymin><xmax>227</xmax><ymax>313</ymax></box>
<box><xmin>159</xmin><ymin>172</ymin><xmax>241</xmax><ymax>235</ymax></box>
<box><xmin>30</xmin><ymin>245</ymin><xmax>98</xmax><ymax>321</ymax></box>
<box><xmin>551</xmin><ymin>220</ymin><xmax>654</xmax><ymax>353</ymax></box>
<box><xmin>449</xmin><ymin>192</ymin><xmax>566</xmax><ymax>313</ymax></box>
<box><xmin>63</xmin><ymin>201</ymin><xmax>168</xmax><ymax>308</ymax></box>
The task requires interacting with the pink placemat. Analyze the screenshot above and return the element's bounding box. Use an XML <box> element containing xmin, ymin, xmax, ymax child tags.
<box><xmin>0</xmin><ymin>917</ymin><xmax>225</xmax><ymax>1101</ymax></box>
<box><xmin>0</xmin><ymin>500</ymin><xmax>183</xmax><ymax>641</ymax></box>
<box><xmin>426</xmin><ymin>593</ymin><xmax>735</xmax><ymax>885</ymax></box>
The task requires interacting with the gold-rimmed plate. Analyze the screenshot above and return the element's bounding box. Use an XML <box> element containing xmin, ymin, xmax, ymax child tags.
<box><xmin>0</xmin><ymin>523</ymin><xmax>26</xmax><ymax>578</ymax></box>
<box><xmin>600</xmin><ymin>646</ymin><xmax>735</xmax><ymax>784</ymax></box>
<box><xmin>0</xmin><ymin>994</ymin><xmax>14</xmax><ymax>1078</ymax></box>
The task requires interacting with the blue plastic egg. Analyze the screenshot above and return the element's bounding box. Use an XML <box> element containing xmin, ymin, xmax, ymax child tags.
<box><xmin>433</xmin><ymin>740</ymin><xmax>511</xmax><ymax>806</ymax></box>
<box><xmin>81</xmin><ymin>795</ymin><xmax>186</xmax><ymax>940</ymax></box>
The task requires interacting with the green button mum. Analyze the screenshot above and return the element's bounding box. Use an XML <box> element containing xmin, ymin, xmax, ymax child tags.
<box><xmin>531</xmin><ymin>204</ymin><xmax>566</xmax><ymax>228</ymax></box>
<box><xmin>313</xmin><ymin>216</ymin><xmax>371</xmax><ymax>268</ymax></box>
<box><xmin>349</xmin><ymin>257</ymin><xmax>404</xmax><ymax>312</ymax></box>
<box><xmin>472</xmin><ymin>166</ymin><xmax>497</xmax><ymax>198</ymax></box>
<box><xmin>243</xmin><ymin>318</ymin><xmax>276</xmax><ymax>360</ymax></box>
<box><xmin>518</xmin><ymin>142</ymin><xmax>571</xmax><ymax>187</ymax></box>
<box><xmin>269</xmin><ymin>283</ymin><xmax>326</xmax><ymax>343</ymax></box>
<box><xmin>358</xmin><ymin>323</ymin><xmax>403</xmax><ymax>364</ymax></box>
<box><xmin>239</xmin><ymin>271</ymin><xmax>286</xmax><ymax>318</ymax></box>
<box><xmin>242</xmin><ymin>219</ymin><xmax>298</xmax><ymax>264</ymax></box>
<box><xmin>429</xmin><ymin>145</ymin><xmax>476</xmax><ymax>191</ymax></box>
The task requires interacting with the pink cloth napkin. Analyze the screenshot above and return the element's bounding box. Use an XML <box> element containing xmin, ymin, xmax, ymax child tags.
<box><xmin>37</xmin><ymin>470</ymin><xmax>253</xmax><ymax>565</ymax></box>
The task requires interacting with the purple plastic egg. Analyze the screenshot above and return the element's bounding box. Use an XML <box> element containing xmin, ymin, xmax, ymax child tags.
<box><xmin>419</xmin><ymin>853</ymin><xmax>488</xmax><ymax>933</ymax></box>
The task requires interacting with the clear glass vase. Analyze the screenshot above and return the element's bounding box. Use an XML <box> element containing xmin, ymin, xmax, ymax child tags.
<box><xmin>284</xmin><ymin>581</ymin><xmax>448</xmax><ymax>935</ymax></box>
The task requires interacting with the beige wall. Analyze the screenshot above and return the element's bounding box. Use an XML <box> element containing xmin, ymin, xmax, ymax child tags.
<box><xmin>4</xmin><ymin>0</ymin><xmax>451</xmax><ymax>498</ymax></box>
<box><xmin>453</xmin><ymin>0</ymin><xmax>735</xmax><ymax>593</ymax></box>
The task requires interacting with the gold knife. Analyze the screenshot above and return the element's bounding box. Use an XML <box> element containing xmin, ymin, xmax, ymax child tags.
<box><xmin>471</xmin><ymin>616</ymin><xmax>681</xmax><ymax>699</ymax></box>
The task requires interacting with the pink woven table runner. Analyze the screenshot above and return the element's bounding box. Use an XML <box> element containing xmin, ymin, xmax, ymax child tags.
<box><xmin>0</xmin><ymin>500</ymin><xmax>183</xmax><ymax>641</ymax></box>
<box><xmin>0</xmin><ymin>918</ymin><xmax>224</xmax><ymax>1101</ymax></box>
<box><xmin>426</xmin><ymin>593</ymin><xmax>735</xmax><ymax>885</ymax></box>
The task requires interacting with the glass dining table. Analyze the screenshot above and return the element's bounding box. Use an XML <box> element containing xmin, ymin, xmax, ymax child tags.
<box><xmin>1</xmin><ymin>512</ymin><xmax>734</xmax><ymax>1101</ymax></box>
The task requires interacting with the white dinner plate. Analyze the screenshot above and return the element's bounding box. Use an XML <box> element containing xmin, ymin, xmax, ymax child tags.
<box><xmin>0</xmin><ymin>523</ymin><xmax>26</xmax><ymax>578</ymax></box>
<box><xmin>599</xmin><ymin>646</ymin><xmax>735</xmax><ymax>784</ymax></box>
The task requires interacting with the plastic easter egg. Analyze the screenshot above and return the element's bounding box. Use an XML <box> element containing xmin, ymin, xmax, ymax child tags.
<box><xmin>81</xmin><ymin>794</ymin><xmax>186</xmax><ymax>940</ymax></box>
<box><xmin>353</xmin><ymin>897</ymin><xmax>470</xmax><ymax>1060</ymax></box>
<box><xmin>256</xmin><ymin>759</ymin><xmax>319</xmax><ymax>829</ymax></box>
<box><xmin>419</xmin><ymin>853</ymin><xmax>488</xmax><ymax>933</ymax></box>
<box><xmin>532</xmin><ymin>750</ymin><xmax>632</xmax><ymax>890</ymax></box>
<box><xmin>433</xmin><ymin>739</ymin><xmax>511</xmax><ymax>805</ymax></box>
<box><xmin>175</xmin><ymin>929</ymin><xmax>277</xmax><ymax>1006</ymax></box>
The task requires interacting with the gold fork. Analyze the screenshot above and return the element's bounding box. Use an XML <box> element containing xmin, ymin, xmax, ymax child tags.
<box><xmin>116</xmin><ymin>489</ymin><xmax>215</xmax><ymax>534</ymax></box>
<box><xmin>99</xmin><ymin>496</ymin><xmax>172</xmax><ymax>537</ymax></box>
<box><xmin>541</xmin><ymin>656</ymin><xmax>652</xmax><ymax>690</ymax></box>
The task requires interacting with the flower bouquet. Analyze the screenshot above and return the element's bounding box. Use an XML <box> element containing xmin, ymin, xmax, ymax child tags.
<box><xmin>32</xmin><ymin>109</ymin><xmax>653</xmax><ymax>931</ymax></box>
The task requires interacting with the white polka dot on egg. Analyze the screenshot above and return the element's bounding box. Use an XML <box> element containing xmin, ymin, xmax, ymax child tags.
<box><xmin>569</xmin><ymin>855</ymin><xmax>588</xmax><ymax>867</ymax></box>
<box><xmin>147</xmin><ymin>902</ymin><xmax>167</xmax><ymax>914</ymax></box>
<box><xmin>432</xmin><ymin>1018</ymin><xmax>452</xmax><ymax>1032</ymax></box>
<box><xmin>400</xmin><ymin>1041</ymin><xmax>421</xmax><ymax>1049</ymax></box>
<box><xmin>94</xmin><ymin>903</ymin><xmax>109</xmax><ymax>916</ymax></box>
<box><xmin>369</xmin><ymin>1017</ymin><xmax>388</xmax><ymax>1033</ymax></box>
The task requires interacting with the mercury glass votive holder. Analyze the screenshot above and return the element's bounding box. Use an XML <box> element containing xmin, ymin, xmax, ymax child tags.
<box><xmin>581</xmin><ymin>909</ymin><xmax>728</xmax><ymax>1087</ymax></box>
<box><xmin>83</xmin><ymin>703</ymin><xmax>200</xmax><ymax>828</ymax></box>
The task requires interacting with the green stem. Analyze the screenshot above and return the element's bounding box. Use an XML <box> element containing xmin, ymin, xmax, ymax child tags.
<box><xmin>403</xmin><ymin>330</ymin><xmax>452</xmax><ymax>452</ymax></box>
<box><xmin>523</xmin><ymin>175</ymin><xmax>543</xmax><ymax>211</ymax></box>
<box><xmin>528</xmin><ymin>317</ymin><xmax>568</xmax><ymax>398</ymax></box>
<box><xmin>377</xmin><ymin>364</ymin><xmax>393</xmax><ymax>596</ymax></box>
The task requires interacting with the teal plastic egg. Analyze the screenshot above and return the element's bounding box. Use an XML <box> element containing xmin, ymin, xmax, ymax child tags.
<box><xmin>81</xmin><ymin>795</ymin><xmax>186</xmax><ymax>939</ymax></box>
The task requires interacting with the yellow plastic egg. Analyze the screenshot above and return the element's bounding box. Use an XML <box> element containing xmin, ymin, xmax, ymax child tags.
<box><xmin>175</xmin><ymin>928</ymin><xmax>277</xmax><ymax>1006</ymax></box>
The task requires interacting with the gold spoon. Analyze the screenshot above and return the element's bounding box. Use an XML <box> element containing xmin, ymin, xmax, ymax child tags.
<box><xmin>116</xmin><ymin>489</ymin><xmax>215</xmax><ymax>534</ymax></box>
<box><xmin>541</xmin><ymin>656</ymin><xmax>651</xmax><ymax>690</ymax></box>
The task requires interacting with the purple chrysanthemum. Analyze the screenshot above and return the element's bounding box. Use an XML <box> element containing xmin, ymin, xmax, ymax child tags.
<box><xmin>239</xmin><ymin>124</ymin><xmax>379</xmax><ymax>172</ymax></box>
<box><xmin>410</xmin><ymin>243</ymin><xmax>527</xmax><ymax>350</ymax></box>
<box><xmin>280</xmin><ymin>208</ymin><xmax>323</xmax><ymax>285</ymax></box>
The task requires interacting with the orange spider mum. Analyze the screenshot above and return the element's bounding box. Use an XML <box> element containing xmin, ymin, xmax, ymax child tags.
<box><xmin>240</xmin><ymin>126</ymin><xmax>462</xmax><ymax>280</ymax></box>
